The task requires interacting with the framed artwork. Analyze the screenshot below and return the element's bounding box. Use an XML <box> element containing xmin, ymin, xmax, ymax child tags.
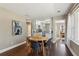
<box><xmin>12</xmin><ymin>20</ymin><xmax>22</xmax><ymax>35</ymax></box>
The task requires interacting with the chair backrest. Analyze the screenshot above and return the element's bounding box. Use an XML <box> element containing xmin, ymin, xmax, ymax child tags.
<box><xmin>32</xmin><ymin>42</ymin><xmax>40</xmax><ymax>50</ymax></box>
<box><xmin>47</xmin><ymin>38</ymin><xmax>52</xmax><ymax>45</ymax></box>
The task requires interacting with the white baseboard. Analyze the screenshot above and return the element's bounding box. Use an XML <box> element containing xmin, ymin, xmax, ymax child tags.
<box><xmin>66</xmin><ymin>43</ymin><xmax>77</xmax><ymax>56</ymax></box>
<box><xmin>0</xmin><ymin>41</ymin><xmax>26</xmax><ymax>54</ymax></box>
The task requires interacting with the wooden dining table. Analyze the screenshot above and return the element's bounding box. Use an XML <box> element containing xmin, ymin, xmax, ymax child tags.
<box><xmin>29</xmin><ymin>33</ymin><xmax>48</xmax><ymax>56</ymax></box>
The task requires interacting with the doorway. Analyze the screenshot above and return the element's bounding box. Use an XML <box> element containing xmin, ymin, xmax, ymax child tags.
<box><xmin>55</xmin><ymin>20</ymin><xmax>65</xmax><ymax>40</ymax></box>
<box><xmin>26</xmin><ymin>21</ymin><xmax>32</xmax><ymax>37</ymax></box>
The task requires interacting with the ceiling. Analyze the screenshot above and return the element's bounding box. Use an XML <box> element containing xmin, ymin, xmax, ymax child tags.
<box><xmin>0</xmin><ymin>3</ymin><xmax>72</xmax><ymax>20</ymax></box>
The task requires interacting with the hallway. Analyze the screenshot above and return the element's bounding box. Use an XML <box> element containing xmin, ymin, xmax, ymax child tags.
<box><xmin>0</xmin><ymin>39</ymin><xmax>72</xmax><ymax>56</ymax></box>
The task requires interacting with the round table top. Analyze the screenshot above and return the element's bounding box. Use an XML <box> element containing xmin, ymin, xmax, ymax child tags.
<box><xmin>29</xmin><ymin>35</ymin><xmax>48</xmax><ymax>41</ymax></box>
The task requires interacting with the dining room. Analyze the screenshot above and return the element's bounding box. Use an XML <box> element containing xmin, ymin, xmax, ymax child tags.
<box><xmin>0</xmin><ymin>3</ymin><xmax>76</xmax><ymax>56</ymax></box>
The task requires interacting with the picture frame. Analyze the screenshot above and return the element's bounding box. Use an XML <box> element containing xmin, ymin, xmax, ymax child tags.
<box><xmin>12</xmin><ymin>20</ymin><xmax>22</xmax><ymax>35</ymax></box>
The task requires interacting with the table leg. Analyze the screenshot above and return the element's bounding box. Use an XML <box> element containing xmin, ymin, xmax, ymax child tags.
<box><xmin>42</xmin><ymin>41</ymin><xmax>46</xmax><ymax>56</ymax></box>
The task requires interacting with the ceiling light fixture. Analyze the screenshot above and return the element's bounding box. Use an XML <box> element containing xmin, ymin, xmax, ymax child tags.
<box><xmin>57</xmin><ymin>10</ymin><xmax>61</xmax><ymax>13</ymax></box>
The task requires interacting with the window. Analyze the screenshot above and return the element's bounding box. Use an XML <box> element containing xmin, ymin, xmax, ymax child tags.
<box><xmin>67</xmin><ymin>8</ymin><xmax>79</xmax><ymax>43</ymax></box>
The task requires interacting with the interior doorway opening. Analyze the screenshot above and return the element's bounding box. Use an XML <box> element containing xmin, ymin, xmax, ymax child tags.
<box><xmin>26</xmin><ymin>21</ymin><xmax>32</xmax><ymax>37</ymax></box>
<box><xmin>55</xmin><ymin>20</ymin><xmax>65</xmax><ymax>40</ymax></box>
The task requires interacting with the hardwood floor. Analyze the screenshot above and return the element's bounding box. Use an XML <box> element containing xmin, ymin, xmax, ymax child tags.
<box><xmin>0</xmin><ymin>39</ymin><xmax>73</xmax><ymax>56</ymax></box>
<box><xmin>0</xmin><ymin>44</ymin><xmax>32</xmax><ymax>56</ymax></box>
<box><xmin>49</xmin><ymin>40</ymin><xmax>72</xmax><ymax>56</ymax></box>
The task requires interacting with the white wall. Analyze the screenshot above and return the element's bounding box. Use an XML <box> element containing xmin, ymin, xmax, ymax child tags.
<box><xmin>32</xmin><ymin>19</ymin><xmax>36</xmax><ymax>32</ymax></box>
<box><xmin>0</xmin><ymin>7</ymin><xmax>27</xmax><ymax>50</ymax></box>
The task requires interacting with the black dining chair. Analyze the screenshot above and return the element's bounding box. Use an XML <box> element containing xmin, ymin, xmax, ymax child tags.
<box><xmin>44</xmin><ymin>38</ymin><xmax>52</xmax><ymax>55</ymax></box>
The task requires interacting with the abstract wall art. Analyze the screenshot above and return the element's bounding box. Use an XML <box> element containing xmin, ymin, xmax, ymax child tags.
<box><xmin>12</xmin><ymin>20</ymin><xmax>22</xmax><ymax>35</ymax></box>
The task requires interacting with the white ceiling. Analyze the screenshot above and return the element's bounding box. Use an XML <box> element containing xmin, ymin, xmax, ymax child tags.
<box><xmin>0</xmin><ymin>3</ymin><xmax>72</xmax><ymax>20</ymax></box>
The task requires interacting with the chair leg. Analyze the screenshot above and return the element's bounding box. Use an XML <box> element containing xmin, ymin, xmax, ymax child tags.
<box><xmin>47</xmin><ymin>50</ymin><xmax>49</xmax><ymax>56</ymax></box>
<box><xmin>45</xmin><ymin>47</ymin><xmax>48</xmax><ymax>56</ymax></box>
<box><xmin>33</xmin><ymin>50</ymin><xmax>38</xmax><ymax>56</ymax></box>
<box><xmin>46</xmin><ymin>46</ymin><xmax>50</xmax><ymax>56</ymax></box>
